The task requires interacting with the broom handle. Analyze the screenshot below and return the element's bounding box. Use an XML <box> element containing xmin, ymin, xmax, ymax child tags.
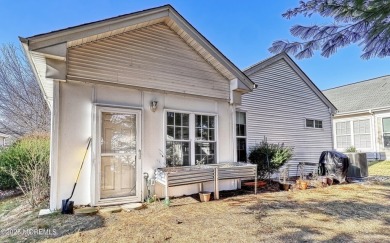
<box><xmin>75</xmin><ymin>138</ymin><xmax>92</xmax><ymax>183</ymax></box>
<box><xmin>69</xmin><ymin>138</ymin><xmax>92</xmax><ymax>199</ymax></box>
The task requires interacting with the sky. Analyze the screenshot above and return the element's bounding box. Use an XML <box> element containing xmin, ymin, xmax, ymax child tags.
<box><xmin>1</xmin><ymin>0</ymin><xmax>388</xmax><ymax>90</ymax></box>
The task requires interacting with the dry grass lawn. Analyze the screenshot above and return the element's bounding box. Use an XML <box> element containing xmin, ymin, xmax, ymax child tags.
<box><xmin>369</xmin><ymin>160</ymin><xmax>390</xmax><ymax>176</ymax></box>
<box><xmin>41</xmin><ymin>161</ymin><xmax>390</xmax><ymax>243</ymax></box>
<box><xmin>1</xmin><ymin>161</ymin><xmax>389</xmax><ymax>242</ymax></box>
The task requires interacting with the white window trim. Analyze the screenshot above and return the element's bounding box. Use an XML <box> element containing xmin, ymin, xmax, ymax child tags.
<box><xmin>353</xmin><ymin>119</ymin><xmax>372</xmax><ymax>149</ymax></box>
<box><xmin>334</xmin><ymin>118</ymin><xmax>374</xmax><ymax>151</ymax></box>
<box><xmin>163</xmin><ymin>109</ymin><xmax>219</xmax><ymax>166</ymax></box>
<box><xmin>235</xmin><ymin>111</ymin><xmax>247</xmax><ymax>162</ymax></box>
<box><xmin>335</xmin><ymin>120</ymin><xmax>352</xmax><ymax>149</ymax></box>
<box><xmin>92</xmin><ymin>105</ymin><xmax>142</xmax><ymax>206</ymax></box>
<box><xmin>382</xmin><ymin>117</ymin><xmax>390</xmax><ymax>148</ymax></box>
<box><xmin>304</xmin><ymin>118</ymin><xmax>323</xmax><ymax>129</ymax></box>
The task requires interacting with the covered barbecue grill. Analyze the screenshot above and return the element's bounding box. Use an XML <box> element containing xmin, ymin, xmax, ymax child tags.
<box><xmin>318</xmin><ymin>151</ymin><xmax>350</xmax><ymax>183</ymax></box>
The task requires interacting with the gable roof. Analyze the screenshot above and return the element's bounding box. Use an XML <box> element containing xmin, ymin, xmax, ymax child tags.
<box><xmin>244</xmin><ymin>53</ymin><xmax>337</xmax><ymax>113</ymax></box>
<box><xmin>20</xmin><ymin>4</ymin><xmax>255</xmax><ymax>109</ymax></box>
<box><xmin>323</xmin><ymin>75</ymin><xmax>390</xmax><ymax>114</ymax></box>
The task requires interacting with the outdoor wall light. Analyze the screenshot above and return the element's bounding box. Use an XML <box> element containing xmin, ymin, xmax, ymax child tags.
<box><xmin>150</xmin><ymin>100</ymin><xmax>158</xmax><ymax>112</ymax></box>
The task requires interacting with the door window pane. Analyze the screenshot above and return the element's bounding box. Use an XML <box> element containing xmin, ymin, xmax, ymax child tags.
<box><xmin>101</xmin><ymin>112</ymin><xmax>136</xmax><ymax>154</ymax></box>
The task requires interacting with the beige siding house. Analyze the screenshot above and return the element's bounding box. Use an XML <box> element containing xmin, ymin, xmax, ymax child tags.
<box><xmin>21</xmin><ymin>5</ymin><xmax>336</xmax><ymax>210</ymax></box>
<box><xmin>323</xmin><ymin>75</ymin><xmax>390</xmax><ymax>160</ymax></box>
<box><xmin>21</xmin><ymin>5</ymin><xmax>255</xmax><ymax>209</ymax></box>
<box><xmin>240</xmin><ymin>53</ymin><xmax>337</xmax><ymax>175</ymax></box>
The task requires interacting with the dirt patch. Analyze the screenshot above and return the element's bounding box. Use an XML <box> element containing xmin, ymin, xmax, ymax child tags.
<box><xmin>0</xmin><ymin>197</ymin><xmax>104</xmax><ymax>242</ymax></box>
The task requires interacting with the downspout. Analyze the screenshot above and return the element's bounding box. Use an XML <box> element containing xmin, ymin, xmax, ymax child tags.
<box><xmin>369</xmin><ymin>110</ymin><xmax>378</xmax><ymax>160</ymax></box>
<box><xmin>329</xmin><ymin>107</ymin><xmax>336</xmax><ymax>151</ymax></box>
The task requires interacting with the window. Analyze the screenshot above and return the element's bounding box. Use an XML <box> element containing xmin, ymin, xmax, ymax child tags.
<box><xmin>166</xmin><ymin>112</ymin><xmax>190</xmax><ymax>166</ymax></box>
<box><xmin>165</xmin><ymin>112</ymin><xmax>217</xmax><ymax>166</ymax></box>
<box><xmin>353</xmin><ymin>119</ymin><xmax>371</xmax><ymax>148</ymax></box>
<box><xmin>336</xmin><ymin>121</ymin><xmax>351</xmax><ymax>148</ymax></box>
<box><xmin>195</xmin><ymin>115</ymin><xmax>216</xmax><ymax>164</ymax></box>
<box><xmin>236</xmin><ymin>112</ymin><xmax>247</xmax><ymax>162</ymax></box>
<box><xmin>383</xmin><ymin>118</ymin><xmax>390</xmax><ymax>147</ymax></box>
<box><xmin>306</xmin><ymin>119</ymin><xmax>323</xmax><ymax>128</ymax></box>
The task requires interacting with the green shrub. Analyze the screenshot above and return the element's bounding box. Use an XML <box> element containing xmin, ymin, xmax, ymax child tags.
<box><xmin>0</xmin><ymin>147</ymin><xmax>19</xmax><ymax>189</ymax></box>
<box><xmin>0</xmin><ymin>134</ymin><xmax>50</xmax><ymax>207</ymax></box>
<box><xmin>248</xmin><ymin>138</ymin><xmax>294</xmax><ymax>181</ymax></box>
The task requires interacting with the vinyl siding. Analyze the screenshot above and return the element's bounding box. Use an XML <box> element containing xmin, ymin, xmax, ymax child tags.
<box><xmin>67</xmin><ymin>23</ymin><xmax>230</xmax><ymax>100</ymax></box>
<box><xmin>242</xmin><ymin>59</ymin><xmax>333</xmax><ymax>176</ymax></box>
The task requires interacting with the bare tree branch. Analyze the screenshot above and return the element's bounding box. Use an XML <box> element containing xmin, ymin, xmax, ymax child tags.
<box><xmin>0</xmin><ymin>44</ymin><xmax>50</xmax><ymax>137</ymax></box>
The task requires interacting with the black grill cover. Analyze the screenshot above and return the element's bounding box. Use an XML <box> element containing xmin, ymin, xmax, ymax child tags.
<box><xmin>318</xmin><ymin>151</ymin><xmax>349</xmax><ymax>183</ymax></box>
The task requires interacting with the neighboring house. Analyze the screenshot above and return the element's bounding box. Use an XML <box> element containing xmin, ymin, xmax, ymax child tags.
<box><xmin>0</xmin><ymin>133</ymin><xmax>9</xmax><ymax>147</ymax></box>
<box><xmin>323</xmin><ymin>75</ymin><xmax>390</xmax><ymax>161</ymax></box>
<box><xmin>21</xmin><ymin>5</ymin><xmax>256</xmax><ymax>210</ymax></box>
<box><xmin>239</xmin><ymin>53</ymin><xmax>337</xmax><ymax>176</ymax></box>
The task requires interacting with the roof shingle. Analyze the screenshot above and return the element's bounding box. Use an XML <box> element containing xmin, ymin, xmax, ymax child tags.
<box><xmin>323</xmin><ymin>75</ymin><xmax>390</xmax><ymax>113</ymax></box>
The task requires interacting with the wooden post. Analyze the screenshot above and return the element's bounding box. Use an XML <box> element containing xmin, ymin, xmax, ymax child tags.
<box><xmin>164</xmin><ymin>172</ymin><xmax>169</xmax><ymax>202</ymax></box>
<box><xmin>254</xmin><ymin>166</ymin><xmax>257</xmax><ymax>195</ymax></box>
<box><xmin>214</xmin><ymin>168</ymin><xmax>219</xmax><ymax>200</ymax></box>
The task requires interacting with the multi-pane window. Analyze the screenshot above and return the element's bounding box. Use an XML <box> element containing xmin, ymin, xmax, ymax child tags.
<box><xmin>336</xmin><ymin>121</ymin><xmax>351</xmax><ymax>148</ymax></box>
<box><xmin>383</xmin><ymin>118</ymin><xmax>390</xmax><ymax>147</ymax></box>
<box><xmin>353</xmin><ymin>120</ymin><xmax>371</xmax><ymax>148</ymax></box>
<box><xmin>306</xmin><ymin>119</ymin><xmax>323</xmax><ymax>128</ymax></box>
<box><xmin>195</xmin><ymin>115</ymin><xmax>216</xmax><ymax>164</ymax></box>
<box><xmin>166</xmin><ymin>112</ymin><xmax>190</xmax><ymax>166</ymax></box>
<box><xmin>236</xmin><ymin>112</ymin><xmax>247</xmax><ymax>162</ymax></box>
<box><xmin>165</xmin><ymin>112</ymin><xmax>217</xmax><ymax>166</ymax></box>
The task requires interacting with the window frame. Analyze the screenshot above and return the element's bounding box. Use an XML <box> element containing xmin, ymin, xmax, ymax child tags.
<box><xmin>305</xmin><ymin>118</ymin><xmax>323</xmax><ymax>129</ymax></box>
<box><xmin>236</xmin><ymin>111</ymin><xmax>247</xmax><ymax>162</ymax></box>
<box><xmin>164</xmin><ymin>109</ymin><xmax>218</xmax><ymax>166</ymax></box>
<box><xmin>382</xmin><ymin>117</ymin><xmax>390</xmax><ymax>148</ymax></box>
<box><xmin>352</xmin><ymin>119</ymin><xmax>371</xmax><ymax>149</ymax></box>
<box><xmin>335</xmin><ymin>121</ymin><xmax>352</xmax><ymax>149</ymax></box>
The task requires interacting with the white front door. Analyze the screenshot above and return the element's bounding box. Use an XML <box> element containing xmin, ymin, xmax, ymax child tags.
<box><xmin>96</xmin><ymin>106</ymin><xmax>141</xmax><ymax>205</ymax></box>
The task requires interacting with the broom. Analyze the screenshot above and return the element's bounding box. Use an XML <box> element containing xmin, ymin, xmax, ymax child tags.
<box><xmin>61</xmin><ymin>137</ymin><xmax>92</xmax><ymax>214</ymax></box>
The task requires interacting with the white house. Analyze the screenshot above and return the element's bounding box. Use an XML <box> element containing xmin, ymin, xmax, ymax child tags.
<box><xmin>21</xmin><ymin>5</ymin><xmax>336</xmax><ymax>210</ymax></box>
<box><xmin>239</xmin><ymin>53</ymin><xmax>337</xmax><ymax>175</ymax></box>
<box><xmin>0</xmin><ymin>133</ymin><xmax>9</xmax><ymax>147</ymax></box>
<box><xmin>323</xmin><ymin>75</ymin><xmax>390</xmax><ymax>160</ymax></box>
<box><xmin>21</xmin><ymin>5</ymin><xmax>256</xmax><ymax>210</ymax></box>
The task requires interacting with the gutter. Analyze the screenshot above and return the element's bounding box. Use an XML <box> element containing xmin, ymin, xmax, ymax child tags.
<box><xmin>334</xmin><ymin>105</ymin><xmax>390</xmax><ymax>117</ymax></box>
